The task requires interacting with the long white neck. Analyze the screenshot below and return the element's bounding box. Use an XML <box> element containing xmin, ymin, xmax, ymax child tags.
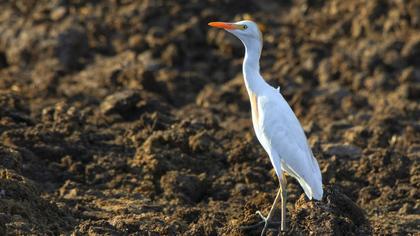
<box><xmin>242</xmin><ymin>38</ymin><xmax>268</xmax><ymax>95</ymax></box>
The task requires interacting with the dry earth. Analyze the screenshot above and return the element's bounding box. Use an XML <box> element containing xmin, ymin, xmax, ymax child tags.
<box><xmin>0</xmin><ymin>0</ymin><xmax>419</xmax><ymax>235</ymax></box>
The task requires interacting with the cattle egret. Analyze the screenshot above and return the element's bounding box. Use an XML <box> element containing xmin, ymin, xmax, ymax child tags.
<box><xmin>208</xmin><ymin>20</ymin><xmax>323</xmax><ymax>234</ymax></box>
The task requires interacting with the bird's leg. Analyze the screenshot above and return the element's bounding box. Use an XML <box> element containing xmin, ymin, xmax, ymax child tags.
<box><xmin>240</xmin><ymin>175</ymin><xmax>285</xmax><ymax>235</ymax></box>
<box><xmin>240</xmin><ymin>187</ymin><xmax>281</xmax><ymax>232</ymax></box>
<box><xmin>259</xmin><ymin>186</ymin><xmax>282</xmax><ymax>235</ymax></box>
<box><xmin>280</xmin><ymin>173</ymin><xmax>287</xmax><ymax>232</ymax></box>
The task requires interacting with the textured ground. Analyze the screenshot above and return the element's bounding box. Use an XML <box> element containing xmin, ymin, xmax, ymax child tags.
<box><xmin>0</xmin><ymin>0</ymin><xmax>419</xmax><ymax>235</ymax></box>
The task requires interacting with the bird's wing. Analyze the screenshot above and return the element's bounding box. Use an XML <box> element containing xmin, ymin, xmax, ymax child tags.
<box><xmin>259</xmin><ymin>91</ymin><xmax>323</xmax><ymax>200</ymax></box>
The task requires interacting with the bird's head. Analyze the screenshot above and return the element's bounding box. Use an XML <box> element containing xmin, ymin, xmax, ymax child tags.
<box><xmin>208</xmin><ymin>20</ymin><xmax>263</xmax><ymax>53</ymax></box>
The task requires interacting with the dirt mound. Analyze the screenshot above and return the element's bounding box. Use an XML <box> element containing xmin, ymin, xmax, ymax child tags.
<box><xmin>0</xmin><ymin>0</ymin><xmax>419</xmax><ymax>235</ymax></box>
<box><xmin>0</xmin><ymin>168</ymin><xmax>71</xmax><ymax>235</ymax></box>
<box><xmin>290</xmin><ymin>186</ymin><xmax>371</xmax><ymax>235</ymax></box>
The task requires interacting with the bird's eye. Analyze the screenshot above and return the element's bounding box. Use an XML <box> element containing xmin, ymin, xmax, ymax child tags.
<box><xmin>243</xmin><ymin>25</ymin><xmax>248</xmax><ymax>30</ymax></box>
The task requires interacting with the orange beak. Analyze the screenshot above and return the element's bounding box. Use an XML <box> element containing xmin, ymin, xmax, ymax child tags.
<box><xmin>208</xmin><ymin>22</ymin><xmax>239</xmax><ymax>30</ymax></box>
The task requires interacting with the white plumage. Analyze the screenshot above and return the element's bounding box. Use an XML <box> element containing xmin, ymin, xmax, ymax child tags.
<box><xmin>209</xmin><ymin>20</ymin><xmax>323</xmax><ymax>234</ymax></box>
<box><xmin>258</xmin><ymin>88</ymin><xmax>323</xmax><ymax>200</ymax></box>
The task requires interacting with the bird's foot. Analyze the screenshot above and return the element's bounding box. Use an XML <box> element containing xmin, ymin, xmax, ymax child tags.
<box><xmin>256</xmin><ymin>211</ymin><xmax>282</xmax><ymax>235</ymax></box>
<box><xmin>239</xmin><ymin>210</ymin><xmax>281</xmax><ymax>235</ymax></box>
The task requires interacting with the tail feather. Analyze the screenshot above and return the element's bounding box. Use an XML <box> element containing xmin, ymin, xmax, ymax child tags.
<box><xmin>282</xmin><ymin>158</ymin><xmax>323</xmax><ymax>201</ymax></box>
<box><xmin>309</xmin><ymin>155</ymin><xmax>323</xmax><ymax>200</ymax></box>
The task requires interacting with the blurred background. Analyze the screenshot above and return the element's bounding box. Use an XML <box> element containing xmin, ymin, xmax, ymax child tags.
<box><xmin>0</xmin><ymin>0</ymin><xmax>418</xmax><ymax>235</ymax></box>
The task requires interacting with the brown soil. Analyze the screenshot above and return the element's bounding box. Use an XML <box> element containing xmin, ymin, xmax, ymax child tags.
<box><xmin>0</xmin><ymin>0</ymin><xmax>419</xmax><ymax>235</ymax></box>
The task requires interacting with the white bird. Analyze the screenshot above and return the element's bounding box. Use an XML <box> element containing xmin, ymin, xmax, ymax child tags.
<box><xmin>208</xmin><ymin>20</ymin><xmax>323</xmax><ymax>234</ymax></box>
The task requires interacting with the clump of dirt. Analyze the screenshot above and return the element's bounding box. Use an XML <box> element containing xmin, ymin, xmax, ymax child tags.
<box><xmin>0</xmin><ymin>0</ymin><xmax>419</xmax><ymax>235</ymax></box>
<box><xmin>289</xmin><ymin>186</ymin><xmax>371</xmax><ymax>235</ymax></box>
<box><xmin>0</xmin><ymin>168</ymin><xmax>71</xmax><ymax>235</ymax></box>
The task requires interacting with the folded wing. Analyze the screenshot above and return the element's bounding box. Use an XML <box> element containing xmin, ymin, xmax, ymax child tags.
<box><xmin>259</xmin><ymin>91</ymin><xmax>323</xmax><ymax>200</ymax></box>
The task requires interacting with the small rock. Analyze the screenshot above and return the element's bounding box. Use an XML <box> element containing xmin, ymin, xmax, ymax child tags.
<box><xmin>323</xmin><ymin>143</ymin><xmax>363</xmax><ymax>159</ymax></box>
<box><xmin>402</xmin><ymin>36</ymin><xmax>420</xmax><ymax>65</ymax></box>
<box><xmin>397</xmin><ymin>83</ymin><xmax>420</xmax><ymax>100</ymax></box>
<box><xmin>145</xmin><ymin>27</ymin><xmax>166</xmax><ymax>48</ymax></box>
<box><xmin>160</xmin><ymin>171</ymin><xmax>206</xmax><ymax>203</ymax></box>
<box><xmin>358</xmin><ymin>186</ymin><xmax>380</xmax><ymax>207</ymax></box>
<box><xmin>59</xmin><ymin>180</ymin><xmax>80</xmax><ymax>199</ymax></box>
<box><xmin>233</xmin><ymin>183</ymin><xmax>247</xmax><ymax>196</ymax></box>
<box><xmin>344</xmin><ymin>126</ymin><xmax>370</xmax><ymax>148</ymax></box>
<box><xmin>327</xmin><ymin>121</ymin><xmax>352</xmax><ymax>133</ymax></box>
<box><xmin>50</xmin><ymin>7</ymin><xmax>67</xmax><ymax>21</ymax></box>
<box><xmin>398</xmin><ymin>203</ymin><xmax>414</xmax><ymax>214</ymax></box>
<box><xmin>162</xmin><ymin>43</ymin><xmax>179</xmax><ymax>66</ymax></box>
<box><xmin>100</xmin><ymin>90</ymin><xmax>141</xmax><ymax>116</ymax></box>
<box><xmin>351</xmin><ymin>17</ymin><xmax>365</xmax><ymax>38</ymax></box>
<box><xmin>383</xmin><ymin>49</ymin><xmax>403</xmax><ymax>70</ymax></box>
<box><xmin>128</xmin><ymin>34</ymin><xmax>145</xmax><ymax>51</ymax></box>
<box><xmin>322</xmin><ymin>156</ymin><xmax>338</xmax><ymax>182</ymax></box>
<box><xmin>361</xmin><ymin>47</ymin><xmax>382</xmax><ymax>73</ymax></box>
<box><xmin>317</xmin><ymin>59</ymin><xmax>335</xmax><ymax>86</ymax></box>
<box><xmin>55</xmin><ymin>26</ymin><xmax>89</xmax><ymax>71</ymax></box>
<box><xmin>398</xmin><ymin>67</ymin><xmax>418</xmax><ymax>83</ymax></box>
<box><xmin>188</xmin><ymin>131</ymin><xmax>212</xmax><ymax>153</ymax></box>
